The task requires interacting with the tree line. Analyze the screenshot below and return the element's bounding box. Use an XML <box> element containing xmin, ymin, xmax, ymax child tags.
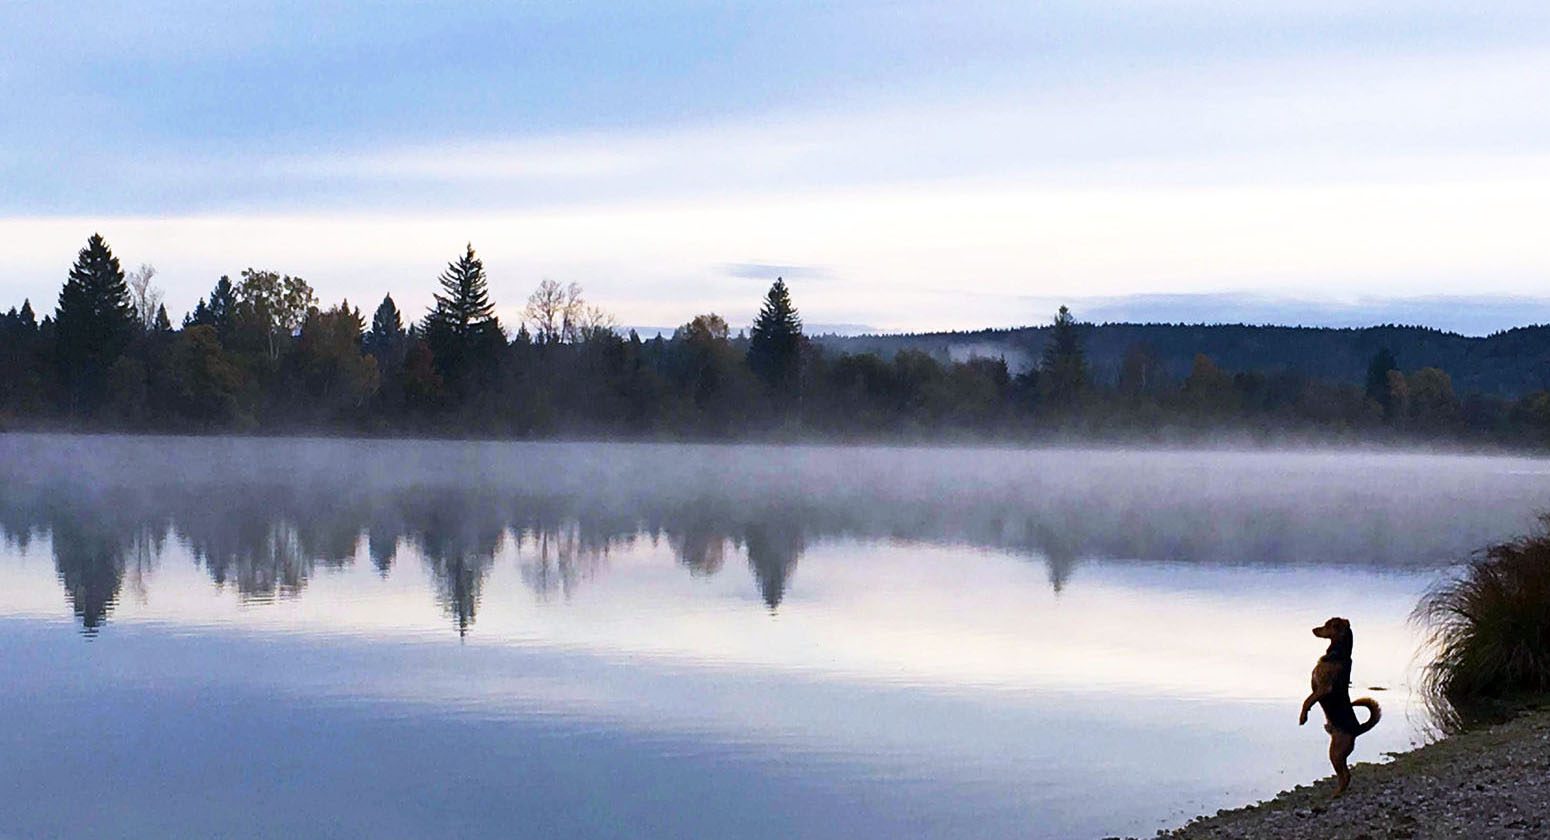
<box><xmin>6</xmin><ymin>233</ymin><xmax>1550</xmax><ymax>446</ymax></box>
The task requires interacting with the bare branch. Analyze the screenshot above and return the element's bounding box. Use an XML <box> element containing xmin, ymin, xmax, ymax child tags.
<box><xmin>126</xmin><ymin>263</ymin><xmax>163</xmax><ymax>332</ymax></box>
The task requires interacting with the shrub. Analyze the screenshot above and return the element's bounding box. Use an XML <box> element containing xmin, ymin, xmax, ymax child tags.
<box><xmin>1414</xmin><ymin>515</ymin><xmax>1550</xmax><ymax>728</ymax></box>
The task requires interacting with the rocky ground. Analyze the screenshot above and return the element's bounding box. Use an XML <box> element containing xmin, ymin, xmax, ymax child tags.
<box><xmin>1155</xmin><ymin>706</ymin><xmax>1550</xmax><ymax>840</ymax></box>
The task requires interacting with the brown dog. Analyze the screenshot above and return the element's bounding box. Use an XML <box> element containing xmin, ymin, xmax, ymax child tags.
<box><xmin>1298</xmin><ymin>616</ymin><xmax>1381</xmax><ymax>797</ymax></box>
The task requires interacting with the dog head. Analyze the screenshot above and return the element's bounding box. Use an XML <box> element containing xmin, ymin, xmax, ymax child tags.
<box><xmin>1313</xmin><ymin>616</ymin><xmax>1351</xmax><ymax>640</ymax></box>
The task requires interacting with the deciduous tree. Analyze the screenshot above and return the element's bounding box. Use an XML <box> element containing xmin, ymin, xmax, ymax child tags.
<box><xmin>236</xmin><ymin>269</ymin><xmax>315</xmax><ymax>360</ymax></box>
<box><xmin>524</xmin><ymin>278</ymin><xmax>584</xmax><ymax>344</ymax></box>
<box><xmin>126</xmin><ymin>263</ymin><xmax>163</xmax><ymax>333</ymax></box>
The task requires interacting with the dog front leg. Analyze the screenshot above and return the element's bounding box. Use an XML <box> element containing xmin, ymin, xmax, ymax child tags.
<box><xmin>1298</xmin><ymin>691</ymin><xmax>1321</xmax><ymax>726</ymax></box>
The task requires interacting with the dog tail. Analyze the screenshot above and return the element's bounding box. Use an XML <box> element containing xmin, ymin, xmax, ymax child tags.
<box><xmin>1352</xmin><ymin>697</ymin><xmax>1382</xmax><ymax>734</ymax></box>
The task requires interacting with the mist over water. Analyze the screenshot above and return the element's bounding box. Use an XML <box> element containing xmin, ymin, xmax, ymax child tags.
<box><xmin>2</xmin><ymin>434</ymin><xmax>1548</xmax><ymax>838</ymax></box>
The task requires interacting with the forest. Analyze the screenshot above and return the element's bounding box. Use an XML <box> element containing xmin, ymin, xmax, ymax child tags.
<box><xmin>6</xmin><ymin>233</ymin><xmax>1550</xmax><ymax>447</ymax></box>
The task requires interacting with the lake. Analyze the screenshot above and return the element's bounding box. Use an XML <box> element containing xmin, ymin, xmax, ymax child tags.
<box><xmin>2</xmin><ymin>434</ymin><xmax>1547</xmax><ymax>839</ymax></box>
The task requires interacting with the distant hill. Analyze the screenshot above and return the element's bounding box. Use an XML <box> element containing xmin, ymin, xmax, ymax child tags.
<box><xmin>627</xmin><ymin>322</ymin><xmax>878</xmax><ymax>340</ymax></box>
<box><xmin>820</xmin><ymin>322</ymin><xmax>1550</xmax><ymax>397</ymax></box>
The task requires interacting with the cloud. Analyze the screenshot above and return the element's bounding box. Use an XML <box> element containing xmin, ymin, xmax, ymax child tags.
<box><xmin>281</xmin><ymin>143</ymin><xmax>643</xmax><ymax>182</ymax></box>
<box><xmin>720</xmin><ymin>262</ymin><xmax>832</xmax><ymax>282</ymax></box>
<box><xmin>8</xmin><ymin>36</ymin><xmax>1550</xmax><ymax>215</ymax></box>
<box><xmin>5</xmin><ymin>168</ymin><xmax>1550</xmax><ymax>333</ymax></box>
<box><xmin>4</xmin><ymin>4</ymin><xmax>1550</xmax><ymax>332</ymax></box>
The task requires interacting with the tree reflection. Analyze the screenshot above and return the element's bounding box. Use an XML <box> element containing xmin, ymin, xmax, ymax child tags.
<box><xmin>0</xmin><ymin>475</ymin><xmax>1198</xmax><ymax>634</ymax></box>
<box><xmin>1</xmin><ymin>440</ymin><xmax>1502</xmax><ymax>638</ymax></box>
<box><xmin>405</xmin><ymin>495</ymin><xmax>504</xmax><ymax>636</ymax></box>
<box><xmin>367</xmin><ymin>527</ymin><xmax>398</xmax><ymax>577</ymax></box>
<box><xmin>669</xmin><ymin>521</ymin><xmax>729</xmax><ymax>576</ymax></box>
<box><xmin>743</xmin><ymin>519</ymin><xmax>804</xmax><ymax>610</ymax></box>
<box><xmin>185</xmin><ymin>508</ymin><xmax>313</xmax><ymax>602</ymax></box>
<box><xmin>518</xmin><ymin>519</ymin><xmax>614</xmax><ymax>600</ymax></box>
<box><xmin>431</xmin><ymin>552</ymin><xmax>486</xmax><ymax>637</ymax></box>
<box><xmin>123</xmin><ymin>518</ymin><xmax>167</xmax><ymax>605</ymax></box>
<box><xmin>50</xmin><ymin>516</ymin><xmax>128</xmax><ymax>634</ymax></box>
<box><xmin>1</xmin><ymin>490</ymin><xmax>165</xmax><ymax>636</ymax></box>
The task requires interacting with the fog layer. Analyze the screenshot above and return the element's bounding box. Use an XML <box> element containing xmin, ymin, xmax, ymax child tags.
<box><xmin>4</xmin><ymin>435</ymin><xmax>1544</xmax><ymax>633</ymax></box>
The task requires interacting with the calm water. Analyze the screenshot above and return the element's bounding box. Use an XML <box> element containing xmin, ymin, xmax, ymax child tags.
<box><xmin>3</xmin><ymin>434</ymin><xmax>1549</xmax><ymax>839</ymax></box>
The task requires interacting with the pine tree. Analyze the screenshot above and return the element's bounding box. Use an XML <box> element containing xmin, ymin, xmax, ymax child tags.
<box><xmin>422</xmin><ymin>244</ymin><xmax>501</xmax><ymax>396</ymax></box>
<box><xmin>153</xmin><ymin>304</ymin><xmax>173</xmax><ymax>334</ymax></box>
<box><xmin>365</xmin><ymin>294</ymin><xmax>407</xmax><ymax>364</ymax></box>
<box><xmin>55</xmin><ymin>233</ymin><xmax>138</xmax><ymax>411</ymax></box>
<box><xmin>1039</xmin><ymin>305</ymin><xmax>1086</xmax><ymax>406</ymax></box>
<box><xmin>208</xmin><ymin>275</ymin><xmax>238</xmax><ymax>338</ymax></box>
<box><xmin>342</xmin><ymin>299</ymin><xmax>366</xmax><ymax>338</ymax></box>
<box><xmin>185</xmin><ymin>300</ymin><xmax>207</xmax><ymax>328</ymax></box>
<box><xmin>362</xmin><ymin>296</ymin><xmax>409</xmax><ymax>392</ymax></box>
<box><xmin>424</xmin><ymin>244</ymin><xmax>497</xmax><ymax>340</ymax></box>
<box><xmin>1365</xmin><ymin>347</ymin><xmax>1398</xmax><ymax>408</ymax></box>
<box><xmin>186</xmin><ymin>276</ymin><xmax>239</xmax><ymax>340</ymax></box>
<box><xmin>0</xmin><ymin>300</ymin><xmax>44</xmax><ymax>414</ymax></box>
<box><xmin>747</xmin><ymin>277</ymin><xmax>803</xmax><ymax>394</ymax></box>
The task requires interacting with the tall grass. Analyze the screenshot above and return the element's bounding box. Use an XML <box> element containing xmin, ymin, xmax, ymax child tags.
<box><xmin>1414</xmin><ymin>515</ymin><xmax>1550</xmax><ymax>729</ymax></box>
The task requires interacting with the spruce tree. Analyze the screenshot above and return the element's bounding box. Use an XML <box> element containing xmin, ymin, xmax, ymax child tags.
<box><xmin>1039</xmin><ymin>305</ymin><xmax>1086</xmax><ymax>406</ymax></box>
<box><xmin>365</xmin><ymin>294</ymin><xmax>407</xmax><ymax>364</ymax></box>
<box><xmin>1365</xmin><ymin>347</ymin><xmax>1398</xmax><ymax>408</ymax></box>
<box><xmin>424</xmin><ymin>244</ymin><xmax>497</xmax><ymax>340</ymax></box>
<box><xmin>422</xmin><ymin>244</ymin><xmax>501</xmax><ymax>395</ymax></box>
<box><xmin>186</xmin><ymin>276</ymin><xmax>238</xmax><ymax>340</ymax></box>
<box><xmin>185</xmin><ymin>299</ymin><xmax>210</xmax><ymax>329</ymax></box>
<box><xmin>363</xmin><ymin>294</ymin><xmax>409</xmax><ymax>417</ymax></box>
<box><xmin>208</xmin><ymin>275</ymin><xmax>238</xmax><ymax>338</ymax></box>
<box><xmin>0</xmin><ymin>301</ymin><xmax>43</xmax><ymax>414</ymax></box>
<box><xmin>153</xmin><ymin>304</ymin><xmax>173</xmax><ymax>334</ymax></box>
<box><xmin>342</xmin><ymin>299</ymin><xmax>366</xmax><ymax>338</ymax></box>
<box><xmin>747</xmin><ymin>277</ymin><xmax>803</xmax><ymax>394</ymax></box>
<box><xmin>55</xmin><ymin>233</ymin><xmax>138</xmax><ymax>411</ymax></box>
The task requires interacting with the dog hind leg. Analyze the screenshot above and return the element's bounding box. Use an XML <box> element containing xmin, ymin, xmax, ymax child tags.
<box><xmin>1328</xmin><ymin>731</ymin><xmax>1355</xmax><ymax>797</ymax></box>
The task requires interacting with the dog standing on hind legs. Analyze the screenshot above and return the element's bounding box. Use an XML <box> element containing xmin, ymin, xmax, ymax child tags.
<box><xmin>1298</xmin><ymin>616</ymin><xmax>1382</xmax><ymax>797</ymax></box>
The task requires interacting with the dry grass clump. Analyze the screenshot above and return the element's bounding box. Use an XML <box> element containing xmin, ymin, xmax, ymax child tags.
<box><xmin>1414</xmin><ymin>516</ymin><xmax>1550</xmax><ymax>729</ymax></box>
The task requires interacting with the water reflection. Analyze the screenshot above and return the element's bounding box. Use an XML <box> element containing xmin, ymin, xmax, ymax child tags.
<box><xmin>51</xmin><ymin>514</ymin><xmax>129</xmax><ymax>634</ymax></box>
<box><xmin>519</xmin><ymin>519</ymin><xmax>614</xmax><ymax>602</ymax></box>
<box><xmin>744</xmin><ymin>518</ymin><xmax>804</xmax><ymax>609</ymax></box>
<box><xmin>2</xmin><ymin>436</ymin><xmax>1548</xmax><ymax>636</ymax></box>
<box><xmin>4</xmin><ymin>436</ymin><xmax>1550</xmax><ymax>839</ymax></box>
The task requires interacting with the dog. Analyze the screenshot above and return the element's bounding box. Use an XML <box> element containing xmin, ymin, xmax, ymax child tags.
<box><xmin>1298</xmin><ymin>616</ymin><xmax>1381</xmax><ymax>797</ymax></box>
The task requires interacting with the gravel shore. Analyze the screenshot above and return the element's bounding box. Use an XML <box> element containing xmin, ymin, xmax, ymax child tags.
<box><xmin>1158</xmin><ymin>706</ymin><xmax>1550</xmax><ymax>840</ymax></box>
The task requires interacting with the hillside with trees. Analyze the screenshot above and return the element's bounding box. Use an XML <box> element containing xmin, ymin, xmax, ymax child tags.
<box><xmin>824</xmin><ymin>320</ymin><xmax>1550</xmax><ymax>398</ymax></box>
<box><xmin>7</xmin><ymin>233</ymin><xmax>1550</xmax><ymax>447</ymax></box>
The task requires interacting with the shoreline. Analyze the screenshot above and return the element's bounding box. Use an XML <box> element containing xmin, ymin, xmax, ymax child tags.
<box><xmin>1157</xmin><ymin>705</ymin><xmax>1550</xmax><ymax>839</ymax></box>
<box><xmin>3</xmin><ymin>426</ymin><xmax>1547</xmax><ymax>459</ymax></box>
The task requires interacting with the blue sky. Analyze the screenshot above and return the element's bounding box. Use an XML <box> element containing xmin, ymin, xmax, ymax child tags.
<box><xmin>4</xmin><ymin>1</ymin><xmax>1550</xmax><ymax>333</ymax></box>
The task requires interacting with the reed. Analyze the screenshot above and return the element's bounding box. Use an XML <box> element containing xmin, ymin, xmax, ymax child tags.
<box><xmin>1415</xmin><ymin>515</ymin><xmax>1550</xmax><ymax>729</ymax></box>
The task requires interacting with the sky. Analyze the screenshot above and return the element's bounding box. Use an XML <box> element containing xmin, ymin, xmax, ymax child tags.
<box><xmin>3</xmin><ymin>1</ymin><xmax>1550</xmax><ymax>334</ymax></box>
